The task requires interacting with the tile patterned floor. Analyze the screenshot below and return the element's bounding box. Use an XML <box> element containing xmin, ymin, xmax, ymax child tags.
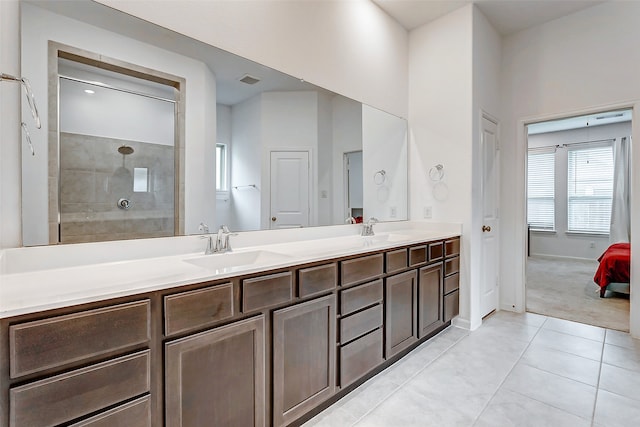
<box><xmin>303</xmin><ymin>311</ymin><xmax>640</xmax><ymax>427</ymax></box>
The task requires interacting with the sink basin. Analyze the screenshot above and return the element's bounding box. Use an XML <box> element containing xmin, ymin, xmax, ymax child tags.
<box><xmin>287</xmin><ymin>233</ymin><xmax>414</xmax><ymax>257</ymax></box>
<box><xmin>365</xmin><ymin>233</ymin><xmax>412</xmax><ymax>243</ymax></box>
<box><xmin>183</xmin><ymin>250</ymin><xmax>293</xmax><ymax>272</ymax></box>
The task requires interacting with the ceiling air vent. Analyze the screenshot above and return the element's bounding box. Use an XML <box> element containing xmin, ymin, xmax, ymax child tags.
<box><xmin>238</xmin><ymin>74</ymin><xmax>260</xmax><ymax>85</ymax></box>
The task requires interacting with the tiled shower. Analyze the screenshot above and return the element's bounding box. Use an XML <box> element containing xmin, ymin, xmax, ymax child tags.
<box><xmin>59</xmin><ymin>132</ymin><xmax>174</xmax><ymax>243</ymax></box>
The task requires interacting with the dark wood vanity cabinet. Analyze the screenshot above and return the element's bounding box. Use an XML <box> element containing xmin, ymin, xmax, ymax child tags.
<box><xmin>418</xmin><ymin>263</ymin><xmax>444</xmax><ymax>338</ymax></box>
<box><xmin>272</xmin><ymin>295</ymin><xmax>336</xmax><ymax>427</ymax></box>
<box><xmin>384</xmin><ymin>270</ymin><xmax>418</xmax><ymax>358</ymax></box>
<box><xmin>4</xmin><ymin>300</ymin><xmax>152</xmax><ymax>427</ymax></box>
<box><xmin>443</xmin><ymin>238</ymin><xmax>461</xmax><ymax>322</ymax></box>
<box><xmin>0</xmin><ymin>235</ymin><xmax>460</xmax><ymax>427</ymax></box>
<box><xmin>164</xmin><ymin>315</ymin><xmax>266</xmax><ymax>427</ymax></box>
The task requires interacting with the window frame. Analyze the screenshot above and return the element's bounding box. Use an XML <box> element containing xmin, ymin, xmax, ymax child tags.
<box><xmin>527</xmin><ymin>148</ymin><xmax>556</xmax><ymax>231</ymax></box>
<box><xmin>216</xmin><ymin>142</ymin><xmax>230</xmax><ymax>199</ymax></box>
<box><xmin>566</xmin><ymin>142</ymin><xmax>613</xmax><ymax>235</ymax></box>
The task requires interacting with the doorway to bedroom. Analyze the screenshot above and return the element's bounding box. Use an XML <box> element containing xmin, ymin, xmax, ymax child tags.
<box><xmin>525</xmin><ymin>109</ymin><xmax>631</xmax><ymax>331</ymax></box>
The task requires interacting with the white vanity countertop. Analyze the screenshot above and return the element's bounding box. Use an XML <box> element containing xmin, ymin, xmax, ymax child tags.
<box><xmin>0</xmin><ymin>221</ymin><xmax>460</xmax><ymax>318</ymax></box>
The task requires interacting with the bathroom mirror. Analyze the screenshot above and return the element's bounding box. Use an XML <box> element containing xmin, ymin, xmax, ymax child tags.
<box><xmin>20</xmin><ymin>0</ymin><xmax>407</xmax><ymax>245</ymax></box>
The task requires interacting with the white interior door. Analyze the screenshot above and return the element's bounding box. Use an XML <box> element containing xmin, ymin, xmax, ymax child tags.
<box><xmin>270</xmin><ymin>151</ymin><xmax>310</xmax><ymax>229</ymax></box>
<box><xmin>480</xmin><ymin>115</ymin><xmax>500</xmax><ymax>317</ymax></box>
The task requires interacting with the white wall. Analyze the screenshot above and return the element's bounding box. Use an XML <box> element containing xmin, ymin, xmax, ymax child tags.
<box><xmin>215</xmin><ymin>104</ymin><xmax>233</xmax><ymax>229</ymax></box>
<box><xmin>0</xmin><ymin>0</ymin><xmax>21</xmax><ymax>248</ymax></box>
<box><xmin>331</xmin><ymin>97</ymin><xmax>362</xmax><ymax>224</ymax></box>
<box><xmin>500</xmin><ymin>1</ymin><xmax>640</xmax><ymax>336</ymax></box>
<box><xmin>362</xmin><ymin>104</ymin><xmax>407</xmax><ymax>222</ymax></box>
<box><xmin>260</xmin><ymin>91</ymin><xmax>319</xmax><ymax>229</ymax></box>
<box><xmin>59</xmin><ymin>78</ymin><xmax>175</xmax><ymax>146</ymax></box>
<box><xmin>470</xmin><ymin>5</ymin><xmax>502</xmax><ymax>324</ymax></box>
<box><xmin>96</xmin><ymin>0</ymin><xmax>409</xmax><ymax>119</ymax></box>
<box><xmin>317</xmin><ymin>92</ymin><xmax>334</xmax><ymax>226</ymax></box>
<box><xmin>528</xmin><ymin>122</ymin><xmax>631</xmax><ymax>259</ymax></box>
<box><xmin>230</xmin><ymin>96</ymin><xmax>262</xmax><ymax>231</ymax></box>
<box><xmin>20</xmin><ymin>3</ymin><xmax>217</xmax><ymax>245</ymax></box>
<box><xmin>408</xmin><ymin>5</ymin><xmax>475</xmax><ymax>327</ymax></box>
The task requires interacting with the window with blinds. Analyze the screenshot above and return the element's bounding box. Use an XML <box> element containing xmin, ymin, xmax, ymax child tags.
<box><xmin>567</xmin><ymin>145</ymin><xmax>613</xmax><ymax>233</ymax></box>
<box><xmin>527</xmin><ymin>150</ymin><xmax>555</xmax><ymax>230</ymax></box>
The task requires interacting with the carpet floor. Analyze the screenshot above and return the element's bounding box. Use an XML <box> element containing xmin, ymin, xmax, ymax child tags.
<box><xmin>526</xmin><ymin>256</ymin><xmax>630</xmax><ymax>332</ymax></box>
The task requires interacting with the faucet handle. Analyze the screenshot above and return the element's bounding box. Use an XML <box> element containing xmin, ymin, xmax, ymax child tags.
<box><xmin>199</xmin><ymin>222</ymin><xmax>210</xmax><ymax>233</ymax></box>
<box><xmin>220</xmin><ymin>225</ymin><xmax>230</xmax><ymax>233</ymax></box>
<box><xmin>368</xmin><ymin>217</ymin><xmax>379</xmax><ymax>224</ymax></box>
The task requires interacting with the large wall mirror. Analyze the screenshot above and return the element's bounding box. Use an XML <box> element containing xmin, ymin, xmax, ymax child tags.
<box><xmin>20</xmin><ymin>0</ymin><xmax>408</xmax><ymax>246</ymax></box>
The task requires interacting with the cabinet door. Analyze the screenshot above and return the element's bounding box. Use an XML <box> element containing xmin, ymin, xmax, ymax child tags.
<box><xmin>385</xmin><ymin>270</ymin><xmax>418</xmax><ymax>358</ymax></box>
<box><xmin>273</xmin><ymin>295</ymin><xmax>336</xmax><ymax>427</ymax></box>
<box><xmin>165</xmin><ymin>316</ymin><xmax>265</xmax><ymax>427</ymax></box>
<box><xmin>418</xmin><ymin>263</ymin><xmax>444</xmax><ymax>338</ymax></box>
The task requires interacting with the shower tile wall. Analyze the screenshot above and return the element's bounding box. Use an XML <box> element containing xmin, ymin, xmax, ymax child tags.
<box><xmin>59</xmin><ymin>132</ymin><xmax>174</xmax><ymax>243</ymax></box>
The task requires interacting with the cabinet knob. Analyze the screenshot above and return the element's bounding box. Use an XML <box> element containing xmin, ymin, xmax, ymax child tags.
<box><xmin>482</xmin><ymin>225</ymin><xmax>491</xmax><ymax>232</ymax></box>
<box><xmin>271</xmin><ymin>216</ymin><xmax>277</xmax><ymax>222</ymax></box>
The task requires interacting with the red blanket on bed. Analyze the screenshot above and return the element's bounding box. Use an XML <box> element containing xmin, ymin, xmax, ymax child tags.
<box><xmin>593</xmin><ymin>243</ymin><xmax>630</xmax><ymax>288</ymax></box>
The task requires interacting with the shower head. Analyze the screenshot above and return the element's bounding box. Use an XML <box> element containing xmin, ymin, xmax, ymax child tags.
<box><xmin>118</xmin><ymin>145</ymin><xmax>134</xmax><ymax>155</ymax></box>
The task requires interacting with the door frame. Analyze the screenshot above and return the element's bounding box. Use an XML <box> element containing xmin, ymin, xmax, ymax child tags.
<box><xmin>514</xmin><ymin>101</ymin><xmax>638</xmax><ymax>336</ymax></box>
<box><xmin>265</xmin><ymin>147</ymin><xmax>314</xmax><ymax>229</ymax></box>
<box><xmin>343</xmin><ymin>150</ymin><xmax>363</xmax><ymax>220</ymax></box>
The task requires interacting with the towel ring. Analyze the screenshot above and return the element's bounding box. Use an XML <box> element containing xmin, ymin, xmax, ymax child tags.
<box><xmin>374</xmin><ymin>170</ymin><xmax>386</xmax><ymax>185</ymax></box>
<box><xmin>429</xmin><ymin>164</ymin><xmax>444</xmax><ymax>182</ymax></box>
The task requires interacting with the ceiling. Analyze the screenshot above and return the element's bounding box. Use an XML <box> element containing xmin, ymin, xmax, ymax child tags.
<box><xmin>371</xmin><ymin>0</ymin><xmax>605</xmax><ymax>35</ymax></box>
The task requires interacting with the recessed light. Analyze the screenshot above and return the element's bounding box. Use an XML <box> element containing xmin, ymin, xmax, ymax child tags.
<box><xmin>84</xmin><ymin>89</ymin><xmax>95</xmax><ymax>94</ymax></box>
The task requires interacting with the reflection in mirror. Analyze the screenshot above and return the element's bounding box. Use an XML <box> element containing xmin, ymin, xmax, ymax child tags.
<box><xmin>56</xmin><ymin>55</ymin><xmax>180</xmax><ymax>244</ymax></box>
<box><xmin>21</xmin><ymin>0</ymin><xmax>407</xmax><ymax>245</ymax></box>
<box><xmin>345</xmin><ymin>151</ymin><xmax>364</xmax><ymax>221</ymax></box>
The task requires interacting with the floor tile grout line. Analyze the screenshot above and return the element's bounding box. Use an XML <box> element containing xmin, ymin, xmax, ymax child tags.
<box><xmin>348</xmin><ymin>328</ymin><xmax>469</xmax><ymax>426</ymax></box>
<box><xmin>470</xmin><ymin>316</ymin><xmax>549</xmax><ymax>426</ymax></box>
<box><xmin>590</xmin><ymin>331</ymin><xmax>607</xmax><ymax>427</ymax></box>
<box><xmin>500</xmin><ymin>324</ymin><xmax>602</xmax><ymax>425</ymax></box>
<box><xmin>516</xmin><ymin>344</ymin><xmax>603</xmax><ymax>388</ymax></box>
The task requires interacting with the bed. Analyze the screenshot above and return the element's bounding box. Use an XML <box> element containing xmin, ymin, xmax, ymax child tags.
<box><xmin>593</xmin><ymin>243</ymin><xmax>630</xmax><ymax>298</ymax></box>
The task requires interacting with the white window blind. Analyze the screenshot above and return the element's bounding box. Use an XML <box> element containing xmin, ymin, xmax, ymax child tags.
<box><xmin>527</xmin><ymin>150</ymin><xmax>555</xmax><ymax>230</ymax></box>
<box><xmin>567</xmin><ymin>145</ymin><xmax>613</xmax><ymax>233</ymax></box>
<box><xmin>216</xmin><ymin>143</ymin><xmax>228</xmax><ymax>192</ymax></box>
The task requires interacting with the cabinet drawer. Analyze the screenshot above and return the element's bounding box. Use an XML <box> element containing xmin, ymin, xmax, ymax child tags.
<box><xmin>444</xmin><ymin>290</ymin><xmax>460</xmax><ymax>322</ymax></box>
<box><xmin>385</xmin><ymin>249</ymin><xmax>407</xmax><ymax>274</ymax></box>
<box><xmin>340</xmin><ymin>304</ymin><xmax>383</xmax><ymax>344</ymax></box>
<box><xmin>242</xmin><ymin>271</ymin><xmax>293</xmax><ymax>312</ymax></box>
<box><xmin>429</xmin><ymin>242</ymin><xmax>444</xmax><ymax>262</ymax></box>
<box><xmin>10</xmin><ymin>350</ymin><xmax>150</xmax><ymax>427</ymax></box>
<box><xmin>445</xmin><ymin>257</ymin><xmax>459</xmax><ymax>276</ymax></box>
<box><xmin>340</xmin><ymin>279</ymin><xmax>383</xmax><ymax>316</ymax></box>
<box><xmin>445</xmin><ymin>238</ymin><xmax>460</xmax><ymax>257</ymax></box>
<box><xmin>69</xmin><ymin>395</ymin><xmax>151</xmax><ymax>427</ymax></box>
<box><xmin>341</xmin><ymin>254</ymin><xmax>383</xmax><ymax>286</ymax></box>
<box><xmin>444</xmin><ymin>273</ymin><xmax>459</xmax><ymax>294</ymax></box>
<box><xmin>10</xmin><ymin>300</ymin><xmax>150</xmax><ymax>378</ymax></box>
<box><xmin>164</xmin><ymin>283</ymin><xmax>234</xmax><ymax>336</ymax></box>
<box><xmin>298</xmin><ymin>263</ymin><xmax>337</xmax><ymax>298</ymax></box>
<box><xmin>339</xmin><ymin>328</ymin><xmax>383</xmax><ymax>387</ymax></box>
<box><xmin>409</xmin><ymin>245</ymin><xmax>427</xmax><ymax>267</ymax></box>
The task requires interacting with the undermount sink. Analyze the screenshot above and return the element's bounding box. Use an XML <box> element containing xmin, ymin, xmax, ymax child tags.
<box><xmin>183</xmin><ymin>250</ymin><xmax>293</xmax><ymax>272</ymax></box>
<box><xmin>364</xmin><ymin>233</ymin><xmax>412</xmax><ymax>243</ymax></box>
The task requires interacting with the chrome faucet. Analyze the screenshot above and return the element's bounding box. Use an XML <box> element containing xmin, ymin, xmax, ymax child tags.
<box><xmin>199</xmin><ymin>222</ymin><xmax>215</xmax><ymax>255</ymax></box>
<box><xmin>361</xmin><ymin>217</ymin><xmax>379</xmax><ymax>236</ymax></box>
<box><xmin>199</xmin><ymin>223</ymin><xmax>238</xmax><ymax>254</ymax></box>
<box><xmin>215</xmin><ymin>225</ymin><xmax>238</xmax><ymax>253</ymax></box>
